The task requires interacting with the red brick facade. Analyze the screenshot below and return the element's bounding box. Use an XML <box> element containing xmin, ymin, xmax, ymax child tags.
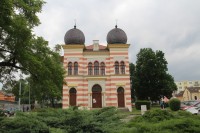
<box><xmin>62</xmin><ymin>43</ymin><xmax>132</xmax><ymax>111</ymax></box>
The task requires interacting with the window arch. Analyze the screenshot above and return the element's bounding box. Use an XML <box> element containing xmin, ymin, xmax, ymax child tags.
<box><xmin>92</xmin><ymin>84</ymin><xmax>102</xmax><ymax>92</ymax></box>
<box><xmin>68</xmin><ymin>62</ymin><xmax>72</xmax><ymax>75</ymax></box>
<box><xmin>94</xmin><ymin>61</ymin><xmax>99</xmax><ymax>75</ymax></box>
<box><xmin>69</xmin><ymin>88</ymin><xmax>77</xmax><ymax>93</ymax></box>
<box><xmin>88</xmin><ymin>62</ymin><xmax>93</xmax><ymax>75</ymax></box>
<box><xmin>100</xmin><ymin>62</ymin><xmax>105</xmax><ymax>75</ymax></box>
<box><xmin>115</xmin><ymin>61</ymin><xmax>119</xmax><ymax>74</ymax></box>
<box><xmin>74</xmin><ymin>62</ymin><xmax>78</xmax><ymax>75</ymax></box>
<box><xmin>120</xmin><ymin>61</ymin><xmax>125</xmax><ymax>74</ymax></box>
<box><xmin>117</xmin><ymin>87</ymin><xmax>124</xmax><ymax>93</ymax></box>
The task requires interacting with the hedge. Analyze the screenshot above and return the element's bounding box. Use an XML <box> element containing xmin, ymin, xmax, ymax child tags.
<box><xmin>135</xmin><ymin>100</ymin><xmax>151</xmax><ymax>110</ymax></box>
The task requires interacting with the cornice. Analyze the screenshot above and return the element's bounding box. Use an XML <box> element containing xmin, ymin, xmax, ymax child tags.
<box><xmin>83</xmin><ymin>51</ymin><xmax>109</xmax><ymax>55</ymax></box>
<box><xmin>62</xmin><ymin>44</ymin><xmax>85</xmax><ymax>49</ymax></box>
<box><xmin>107</xmin><ymin>44</ymin><xmax>130</xmax><ymax>48</ymax></box>
<box><xmin>86</xmin><ymin>76</ymin><xmax>108</xmax><ymax>80</ymax></box>
<box><xmin>110</xmin><ymin>74</ymin><xmax>130</xmax><ymax>76</ymax></box>
<box><xmin>65</xmin><ymin>74</ymin><xmax>129</xmax><ymax>78</ymax></box>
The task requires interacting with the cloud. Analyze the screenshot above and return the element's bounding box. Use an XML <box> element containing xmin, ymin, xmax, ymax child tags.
<box><xmin>34</xmin><ymin>0</ymin><xmax>200</xmax><ymax>81</ymax></box>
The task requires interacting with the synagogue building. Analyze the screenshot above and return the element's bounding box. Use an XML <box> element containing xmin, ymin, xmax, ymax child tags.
<box><xmin>62</xmin><ymin>25</ymin><xmax>132</xmax><ymax>111</ymax></box>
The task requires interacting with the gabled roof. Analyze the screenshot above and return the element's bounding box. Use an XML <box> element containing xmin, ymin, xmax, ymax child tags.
<box><xmin>0</xmin><ymin>90</ymin><xmax>6</xmax><ymax>95</ymax></box>
<box><xmin>186</xmin><ymin>87</ymin><xmax>200</xmax><ymax>93</ymax></box>
<box><xmin>175</xmin><ymin>91</ymin><xmax>184</xmax><ymax>97</ymax></box>
<box><xmin>0</xmin><ymin>90</ymin><xmax>14</xmax><ymax>96</ymax></box>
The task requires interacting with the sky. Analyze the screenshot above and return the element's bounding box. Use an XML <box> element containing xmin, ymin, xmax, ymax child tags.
<box><xmin>34</xmin><ymin>0</ymin><xmax>200</xmax><ymax>82</ymax></box>
<box><xmin>0</xmin><ymin>83</ymin><xmax>2</xmax><ymax>90</ymax></box>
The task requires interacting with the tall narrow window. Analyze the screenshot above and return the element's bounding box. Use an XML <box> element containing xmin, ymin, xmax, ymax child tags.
<box><xmin>120</xmin><ymin>61</ymin><xmax>125</xmax><ymax>74</ymax></box>
<box><xmin>74</xmin><ymin>62</ymin><xmax>78</xmax><ymax>75</ymax></box>
<box><xmin>100</xmin><ymin>62</ymin><xmax>105</xmax><ymax>75</ymax></box>
<box><xmin>68</xmin><ymin>62</ymin><xmax>72</xmax><ymax>75</ymax></box>
<box><xmin>115</xmin><ymin>61</ymin><xmax>119</xmax><ymax>74</ymax></box>
<box><xmin>88</xmin><ymin>62</ymin><xmax>93</xmax><ymax>75</ymax></box>
<box><xmin>94</xmin><ymin>61</ymin><xmax>99</xmax><ymax>75</ymax></box>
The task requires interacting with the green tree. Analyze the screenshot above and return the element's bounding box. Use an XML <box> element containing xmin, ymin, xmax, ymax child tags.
<box><xmin>133</xmin><ymin>48</ymin><xmax>177</xmax><ymax>101</ymax></box>
<box><xmin>54</xmin><ymin>44</ymin><xmax>62</xmax><ymax>53</ymax></box>
<box><xmin>129</xmin><ymin>63</ymin><xmax>136</xmax><ymax>102</ymax></box>
<box><xmin>0</xmin><ymin>0</ymin><xmax>45</xmax><ymax>82</ymax></box>
<box><xmin>11</xmin><ymin>79</ymin><xmax>35</xmax><ymax>104</ymax></box>
<box><xmin>0</xmin><ymin>0</ymin><xmax>65</xmax><ymax>106</ymax></box>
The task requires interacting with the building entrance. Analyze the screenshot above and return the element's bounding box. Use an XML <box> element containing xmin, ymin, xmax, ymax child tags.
<box><xmin>69</xmin><ymin>88</ymin><xmax>77</xmax><ymax>106</ymax></box>
<box><xmin>117</xmin><ymin>87</ymin><xmax>125</xmax><ymax>107</ymax></box>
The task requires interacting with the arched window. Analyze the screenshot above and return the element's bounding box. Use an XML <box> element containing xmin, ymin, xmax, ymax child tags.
<box><xmin>100</xmin><ymin>62</ymin><xmax>105</xmax><ymax>75</ymax></box>
<box><xmin>120</xmin><ymin>61</ymin><xmax>125</xmax><ymax>74</ymax></box>
<box><xmin>115</xmin><ymin>61</ymin><xmax>119</xmax><ymax>74</ymax></box>
<box><xmin>68</xmin><ymin>62</ymin><xmax>72</xmax><ymax>75</ymax></box>
<box><xmin>74</xmin><ymin>62</ymin><xmax>78</xmax><ymax>75</ymax></box>
<box><xmin>94</xmin><ymin>61</ymin><xmax>99</xmax><ymax>75</ymax></box>
<box><xmin>88</xmin><ymin>62</ymin><xmax>93</xmax><ymax>75</ymax></box>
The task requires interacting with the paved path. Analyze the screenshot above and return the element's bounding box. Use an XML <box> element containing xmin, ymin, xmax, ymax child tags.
<box><xmin>120</xmin><ymin>114</ymin><xmax>141</xmax><ymax>122</ymax></box>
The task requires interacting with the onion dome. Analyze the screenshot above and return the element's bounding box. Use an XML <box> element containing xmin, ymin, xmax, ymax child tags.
<box><xmin>64</xmin><ymin>26</ymin><xmax>85</xmax><ymax>44</ymax></box>
<box><xmin>106</xmin><ymin>25</ymin><xmax>127</xmax><ymax>44</ymax></box>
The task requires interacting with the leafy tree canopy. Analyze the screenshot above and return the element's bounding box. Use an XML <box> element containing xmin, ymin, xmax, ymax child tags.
<box><xmin>0</xmin><ymin>0</ymin><xmax>65</xmax><ymax>104</ymax></box>
<box><xmin>129</xmin><ymin>63</ymin><xmax>136</xmax><ymax>101</ymax></box>
<box><xmin>132</xmin><ymin>48</ymin><xmax>177</xmax><ymax>101</ymax></box>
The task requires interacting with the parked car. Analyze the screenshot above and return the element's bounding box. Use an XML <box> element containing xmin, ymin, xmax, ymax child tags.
<box><xmin>186</xmin><ymin>106</ymin><xmax>200</xmax><ymax>115</ymax></box>
<box><xmin>180</xmin><ymin>100</ymin><xmax>200</xmax><ymax>110</ymax></box>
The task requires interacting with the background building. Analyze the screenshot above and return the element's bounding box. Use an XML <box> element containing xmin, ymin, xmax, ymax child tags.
<box><xmin>182</xmin><ymin>87</ymin><xmax>200</xmax><ymax>101</ymax></box>
<box><xmin>175</xmin><ymin>80</ymin><xmax>200</xmax><ymax>94</ymax></box>
<box><xmin>175</xmin><ymin>80</ymin><xmax>200</xmax><ymax>101</ymax></box>
<box><xmin>0</xmin><ymin>90</ymin><xmax>15</xmax><ymax>102</ymax></box>
<box><xmin>62</xmin><ymin>25</ymin><xmax>132</xmax><ymax>111</ymax></box>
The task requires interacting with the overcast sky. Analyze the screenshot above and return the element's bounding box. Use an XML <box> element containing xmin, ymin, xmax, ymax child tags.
<box><xmin>34</xmin><ymin>0</ymin><xmax>200</xmax><ymax>82</ymax></box>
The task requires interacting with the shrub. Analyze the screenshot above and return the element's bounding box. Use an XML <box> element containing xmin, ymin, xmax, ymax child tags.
<box><xmin>0</xmin><ymin>107</ymin><xmax>123</xmax><ymax>133</ymax></box>
<box><xmin>0</xmin><ymin>114</ymin><xmax>49</xmax><ymax>133</ymax></box>
<box><xmin>169</xmin><ymin>98</ymin><xmax>181</xmax><ymax>111</ymax></box>
<box><xmin>0</xmin><ymin>109</ymin><xmax>6</xmax><ymax>117</ymax></box>
<box><xmin>135</xmin><ymin>100</ymin><xmax>151</xmax><ymax>110</ymax></box>
<box><xmin>142</xmin><ymin>109</ymin><xmax>174</xmax><ymax>122</ymax></box>
<box><xmin>126</xmin><ymin>109</ymin><xmax>200</xmax><ymax>133</ymax></box>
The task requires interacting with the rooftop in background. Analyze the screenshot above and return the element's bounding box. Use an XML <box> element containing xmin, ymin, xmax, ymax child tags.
<box><xmin>0</xmin><ymin>90</ymin><xmax>15</xmax><ymax>102</ymax></box>
<box><xmin>187</xmin><ymin>87</ymin><xmax>200</xmax><ymax>93</ymax></box>
<box><xmin>175</xmin><ymin>80</ymin><xmax>200</xmax><ymax>94</ymax></box>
